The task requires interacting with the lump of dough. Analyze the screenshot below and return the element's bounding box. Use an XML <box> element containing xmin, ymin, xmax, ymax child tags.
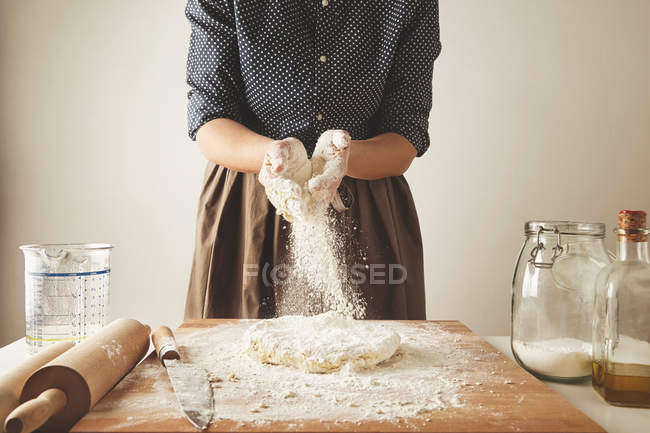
<box><xmin>244</xmin><ymin>312</ymin><xmax>401</xmax><ymax>373</ymax></box>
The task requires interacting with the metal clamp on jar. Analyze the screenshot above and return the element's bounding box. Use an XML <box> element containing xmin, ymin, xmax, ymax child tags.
<box><xmin>511</xmin><ymin>221</ymin><xmax>610</xmax><ymax>382</ymax></box>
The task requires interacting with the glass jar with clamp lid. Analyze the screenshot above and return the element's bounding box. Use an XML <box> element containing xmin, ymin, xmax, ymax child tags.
<box><xmin>511</xmin><ymin>221</ymin><xmax>610</xmax><ymax>381</ymax></box>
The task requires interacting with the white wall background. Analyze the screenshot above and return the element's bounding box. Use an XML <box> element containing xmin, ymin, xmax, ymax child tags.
<box><xmin>1</xmin><ymin>0</ymin><xmax>649</xmax><ymax>346</ymax></box>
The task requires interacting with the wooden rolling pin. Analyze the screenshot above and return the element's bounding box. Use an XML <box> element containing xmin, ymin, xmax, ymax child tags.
<box><xmin>0</xmin><ymin>341</ymin><xmax>73</xmax><ymax>427</ymax></box>
<box><xmin>4</xmin><ymin>318</ymin><xmax>150</xmax><ymax>433</ymax></box>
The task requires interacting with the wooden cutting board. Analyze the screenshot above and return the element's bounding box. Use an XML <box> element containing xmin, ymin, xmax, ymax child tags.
<box><xmin>70</xmin><ymin>320</ymin><xmax>605</xmax><ymax>433</ymax></box>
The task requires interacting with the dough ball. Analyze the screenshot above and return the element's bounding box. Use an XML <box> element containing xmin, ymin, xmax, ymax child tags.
<box><xmin>244</xmin><ymin>312</ymin><xmax>400</xmax><ymax>373</ymax></box>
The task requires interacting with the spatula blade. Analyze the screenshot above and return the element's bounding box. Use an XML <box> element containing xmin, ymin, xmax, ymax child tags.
<box><xmin>165</xmin><ymin>359</ymin><xmax>213</xmax><ymax>430</ymax></box>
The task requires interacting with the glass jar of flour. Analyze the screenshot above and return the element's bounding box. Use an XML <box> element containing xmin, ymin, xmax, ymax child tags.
<box><xmin>511</xmin><ymin>221</ymin><xmax>610</xmax><ymax>382</ymax></box>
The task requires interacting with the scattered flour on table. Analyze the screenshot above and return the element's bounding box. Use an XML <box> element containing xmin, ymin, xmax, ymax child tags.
<box><xmin>512</xmin><ymin>338</ymin><xmax>592</xmax><ymax>377</ymax></box>
<box><xmin>191</xmin><ymin>319</ymin><xmax>467</xmax><ymax>422</ymax></box>
<box><xmin>87</xmin><ymin>361</ymin><xmax>179</xmax><ymax>428</ymax></box>
<box><xmin>244</xmin><ymin>312</ymin><xmax>400</xmax><ymax>373</ymax></box>
<box><xmin>89</xmin><ymin>320</ymin><xmax>526</xmax><ymax>428</ymax></box>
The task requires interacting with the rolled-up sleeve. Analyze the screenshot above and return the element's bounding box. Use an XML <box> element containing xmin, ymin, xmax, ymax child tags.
<box><xmin>186</xmin><ymin>0</ymin><xmax>246</xmax><ymax>140</ymax></box>
<box><xmin>373</xmin><ymin>0</ymin><xmax>442</xmax><ymax>156</ymax></box>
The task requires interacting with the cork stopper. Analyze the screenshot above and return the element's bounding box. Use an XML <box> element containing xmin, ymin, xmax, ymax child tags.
<box><xmin>618</xmin><ymin>210</ymin><xmax>647</xmax><ymax>242</ymax></box>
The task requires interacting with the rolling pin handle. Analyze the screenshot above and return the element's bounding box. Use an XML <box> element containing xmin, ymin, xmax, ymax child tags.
<box><xmin>4</xmin><ymin>388</ymin><xmax>67</xmax><ymax>433</ymax></box>
<box><xmin>152</xmin><ymin>326</ymin><xmax>180</xmax><ymax>365</ymax></box>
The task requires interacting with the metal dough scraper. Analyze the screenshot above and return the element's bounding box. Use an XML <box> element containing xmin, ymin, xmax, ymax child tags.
<box><xmin>152</xmin><ymin>326</ymin><xmax>213</xmax><ymax>430</ymax></box>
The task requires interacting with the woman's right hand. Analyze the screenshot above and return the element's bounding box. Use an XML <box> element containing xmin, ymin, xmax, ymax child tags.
<box><xmin>258</xmin><ymin>138</ymin><xmax>310</xmax><ymax>221</ymax></box>
<box><xmin>259</xmin><ymin>139</ymin><xmax>291</xmax><ymax>178</ymax></box>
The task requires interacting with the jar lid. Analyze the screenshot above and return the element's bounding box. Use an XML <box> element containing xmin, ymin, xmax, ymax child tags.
<box><xmin>524</xmin><ymin>221</ymin><xmax>605</xmax><ymax>237</ymax></box>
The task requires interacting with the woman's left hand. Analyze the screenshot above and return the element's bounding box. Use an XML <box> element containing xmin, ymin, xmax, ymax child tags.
<box><xmin>308</xmin><ymin>129</ymin><xmax>351</xmax><ymax>210</ymax></box>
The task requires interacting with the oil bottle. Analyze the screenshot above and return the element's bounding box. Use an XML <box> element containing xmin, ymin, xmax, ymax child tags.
<box><xmin>592</xmin><ymin>210</ymin><xmax>650</xmax><ymax>407</ymax></box>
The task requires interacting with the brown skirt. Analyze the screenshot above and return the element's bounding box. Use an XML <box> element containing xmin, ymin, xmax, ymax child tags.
<box><xmin>184</xmin><ymin>162</ymin><xmax>425</xmax><ymax>320</ymax></box>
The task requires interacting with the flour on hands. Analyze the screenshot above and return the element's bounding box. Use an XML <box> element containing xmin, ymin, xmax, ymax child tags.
<box><xmin>308</xmin><ymin>129</ymin><xmax>350</xmax><ymax>215</ymax></box>
<box><xmin>258</xmin><ymin>130</ymin><xmax>363</xmax><ymax>318</ymax></box>
<box><xmin>258</xmin><ymin>130</ymin><xmax>350</xmax><ymax>221</ymax></box>
<box><xmin>258</xmin><ymin>137</ymin><xmax>311</xmax><ymax>221</ymax></box>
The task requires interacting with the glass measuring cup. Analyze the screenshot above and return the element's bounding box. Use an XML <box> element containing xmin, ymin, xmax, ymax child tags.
<box><xmin>20</xmin><ymin>243</ymin><xmax>113</xmax><ymax>354</ymax></box>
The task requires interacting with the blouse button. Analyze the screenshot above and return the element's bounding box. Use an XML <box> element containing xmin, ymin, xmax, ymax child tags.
<box><xmin>322</xmin><ymin>0</ymin><xmax>329</xmax><ymax>6</ymax></box>
<box><xmin>316</xmin><ymin>113</ymin><xmax>323</xmax><ymax>121</ymax></box>
<box><xmin>319</xmin><ymin>55</ymin><xmax>327</xmax><ymax>63</ymax></box>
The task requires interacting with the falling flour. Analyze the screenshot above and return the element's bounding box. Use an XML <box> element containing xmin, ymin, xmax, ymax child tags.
<box><xmin>260</xmin><ymin>131</ymin><xmax>365</xmax><ymax>318</ymax></box>
<box><xmin>286</xmin><ymin>212</ymin><xmax>366</xmax><ymax>318</ymax></box>
<box><xmin>512</xmin><ymin>338</ymin><xmax>592</xmax><ymax>377</ymax></box>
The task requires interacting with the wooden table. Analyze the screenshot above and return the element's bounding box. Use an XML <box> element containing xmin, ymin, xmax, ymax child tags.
<box><xmin>66</xmin><ymin>319</ymin><xmax>607</xmax><ymax>432</ymax></box>
<box><xmin>7</xmin><ymin>331</ymin><xmax>646</xmax><ymax>432</ymax></box>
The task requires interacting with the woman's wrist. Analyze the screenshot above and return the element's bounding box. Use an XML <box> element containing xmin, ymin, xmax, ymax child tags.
<box><xmin>346</xmin><ymin>139</ymin><xmax>369</xmax><ymax>179</ymax></box>
<box><xmin>256</xmin><ymin>137</ymin><xmax>277</xmax><ymax>168</ymax></box>
<box><xmin>197</xmin><ymin>118</ymin><xmax>278</xmax><ymax>173</ymax></box>
<box><xmin>346</xmin><ymin>134</ymin><xmax>416</xmax><ymax>180</ymax></box>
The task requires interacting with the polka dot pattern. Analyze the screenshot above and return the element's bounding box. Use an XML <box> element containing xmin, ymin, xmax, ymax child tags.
<box><xmin>186</xmin><ymin>0</ymin><xmax>441</xmax><ymax>156</ymax></box>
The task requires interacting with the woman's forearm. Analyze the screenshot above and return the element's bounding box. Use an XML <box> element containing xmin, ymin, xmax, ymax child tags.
<box><xmin>195</xmin><ymin>118</ymin><xmax>275</xmax><ymax>173</ymax></box>
<box><xmin>347</xmin><ymin>133</ymin><xmax>418</xmax><ymax>180</ymax></box>
<box><xmin>196</xmin><ymin>121</ymin><xmax>417</xmax><ymax>179</ymax></box>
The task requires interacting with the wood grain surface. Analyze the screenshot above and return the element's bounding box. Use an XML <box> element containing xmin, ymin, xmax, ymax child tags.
<box><xmin>70</xmin><ymin>319</ymin><xmax>605</xmax><ymax>433</ymax></box>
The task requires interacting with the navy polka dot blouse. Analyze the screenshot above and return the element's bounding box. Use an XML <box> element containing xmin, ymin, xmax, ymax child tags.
<box><xmin>186</xmin><ymin>0</ymin><xmax>441</xmax><ymax>157</ymax></box>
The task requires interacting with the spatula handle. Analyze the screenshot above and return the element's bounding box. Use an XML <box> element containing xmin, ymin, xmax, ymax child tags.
<box><xmin>152</xmin><ymin>326</ymin><xmax>180</xmax><ymax>364</ymax></box>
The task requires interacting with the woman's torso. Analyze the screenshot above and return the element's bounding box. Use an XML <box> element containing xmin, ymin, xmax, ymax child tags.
<box><xmin>232</xmin><ymin>0</ymin><xmax>423</xmax><ymax>154</ymax></box>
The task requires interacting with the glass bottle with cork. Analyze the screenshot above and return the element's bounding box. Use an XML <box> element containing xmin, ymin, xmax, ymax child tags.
<box><xmin>592</xmin><ymin>210</ymin><xmax>650</xmax><ymax>407</ymax></box>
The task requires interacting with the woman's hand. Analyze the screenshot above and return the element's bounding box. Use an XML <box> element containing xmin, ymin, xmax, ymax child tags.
<box><xmin>258</xmin><ymin>137</ymin><xmax>311</xmax><ymax>186</ymax></box>
<box><xmin>259</xmin><ymin>138</ymin><xmax>293</xmax><ymax>184</ymax></box>
<box><xmin>257</xmin><ymin>130</ymin><xmax>352</xmax><ymax>219</ymax></box>
<box><xmin>258</xmin><ymin>137</ymin><xmax>311</xmax><ymax>221</ymax></box>
<box><xmin>308</xmin><ymin>130</ymin><xmax>351</xmax><ymax>212</ymax></box>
